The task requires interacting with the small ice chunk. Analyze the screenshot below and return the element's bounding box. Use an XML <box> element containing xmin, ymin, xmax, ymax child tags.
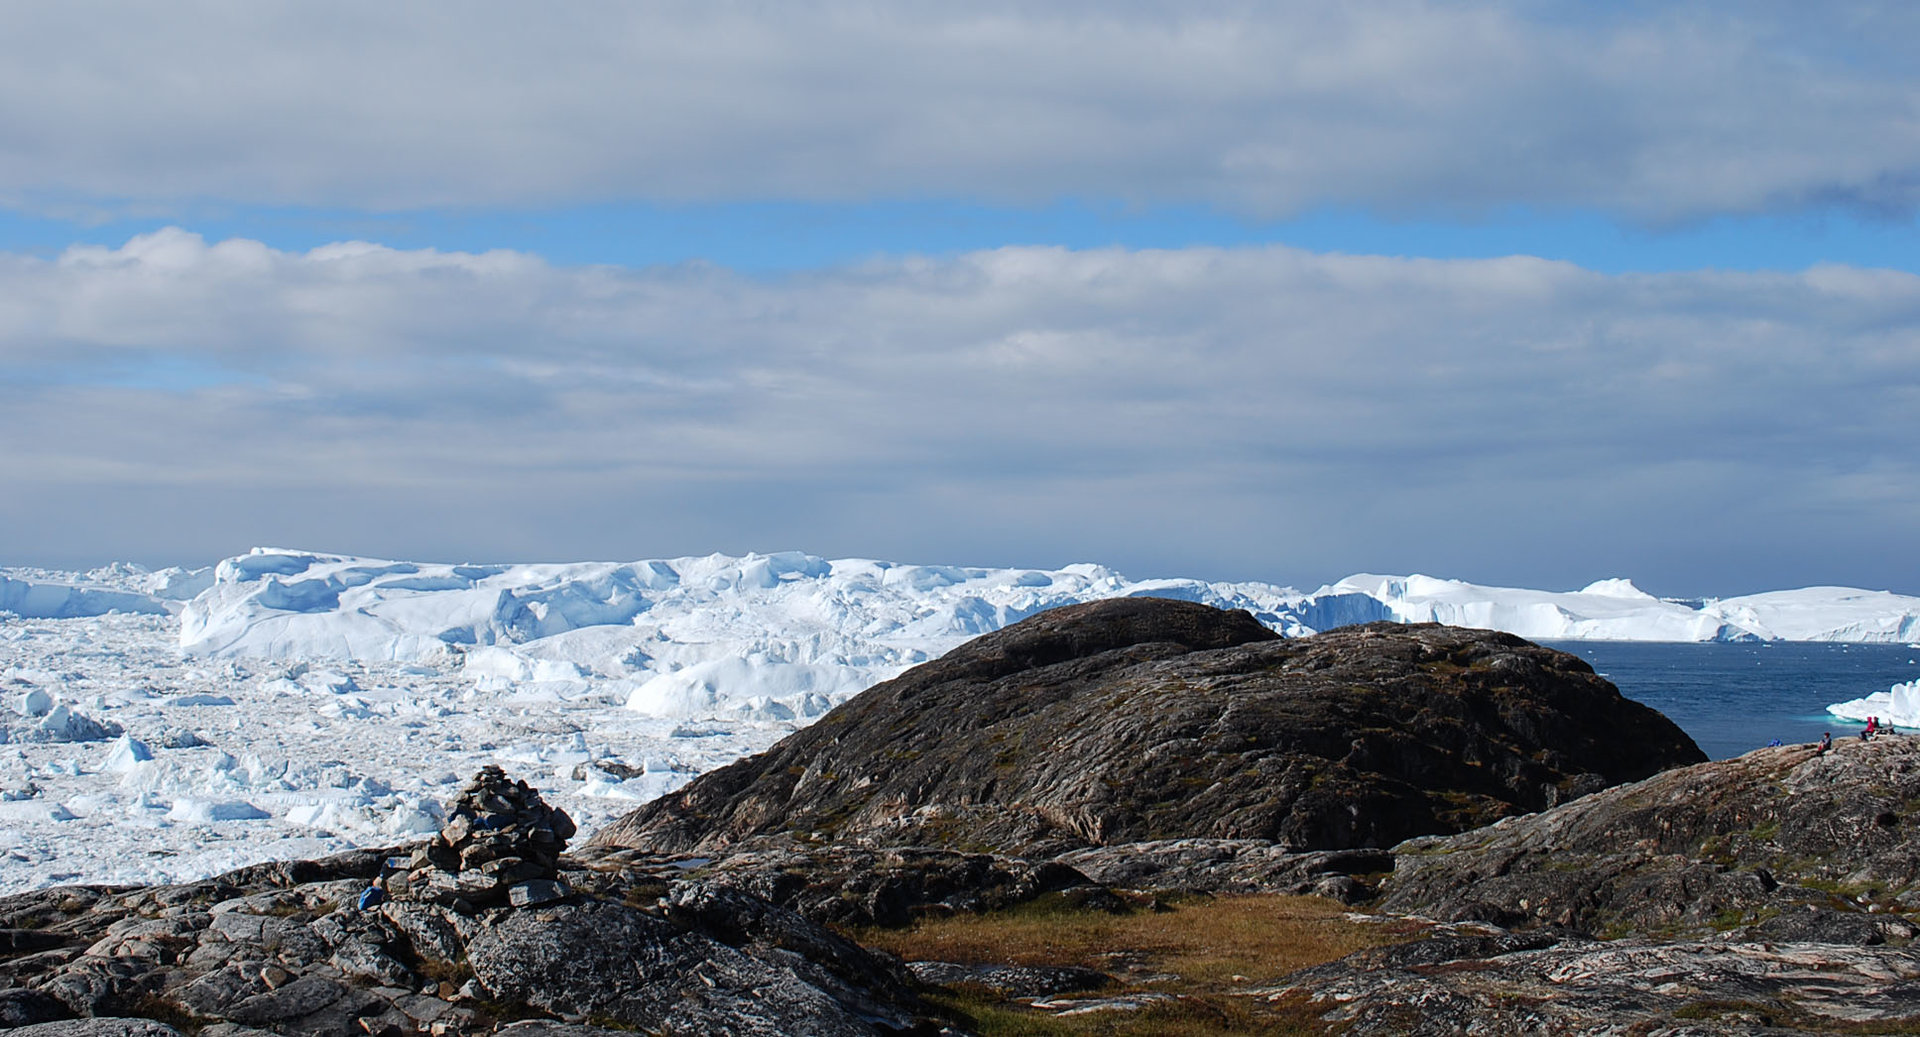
<box><xmin>18</xmin><ymin>688</ymin><xmax>52</xmax><ymax>717</ymax></box>
<box><xmin>319</xmin><ymin>699</ymin><xmax>375</xmax><ymax>720</ymax></box>
<box><xmin>300</xmin><ymin>670</ymin><xmax>359</xmax><ymax>695</ymax></box>
<box><xmin>15</xmin><ymin>704</ymin><xmax>121</xmax><ymax>743</ymax></box>
<box><xmin>385</xmin><ymin>797</ymin><xmax>443</xmax><ymax>836</ymax></box>
<box><xmin>0</xmin><ymin>799</ymin><xmax>78</xmax><ymax>822</ymax></box>
<box><xmin>168</xmin><ymin>798</ymin><xmax>270</xmax><ymax>823</ymax></box>
<box><xmin>157</xmin><ymin>728</ymin><xmax>207</xmax><ymax>748</ymax></box>
<box><xmin>103</xmin><ymin>735</ymin><xmax>154</xmax><ymax>773</ymax></box>
<box><xmin>166</xmin><ymin>694</ymin><xmax>235</xmax><ymax>707</ymax></box>
<box><xmin>734</xmin><ymin>696</ymin><xmax>796</xmax><ymax>721</ymax></box>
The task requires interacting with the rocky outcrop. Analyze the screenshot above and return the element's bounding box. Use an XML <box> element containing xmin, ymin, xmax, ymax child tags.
<box><xmin>591</xmin><ymin>599</ymin><xmax>1704</xmax><ymax>857</ymax></box>
<box><xmin>463</xmin><ymin>898</ymin><xmax>921</xmax><ymax>1037</ymax></box>
<box><xmin>609</xmin><ymin>843</ymin><xmax>1103</xmax><ymax>929</ymax></box>
<box><xmin>0</xmin><ymin>772</ymin><xmax>943</xmax><ymax>1037</ymax></box>
<box><xmin>1377</xmin><ymin>736</ymin><xmax>1920</xmax><ymax>936</ymax></box>
<box><xmin>1058</xmin><ymin>840</ymin><xmax>1396</xmax><ymax>902</ymax></box>
<box><xmin>1258</xmin><ymin>923</ymin><xmax>1920</xmax><ymax>1035</ymax></box>
<box><xmin>1244</xmin><ymin>735</ymin><xmax>1920</xmax><ymax>1033</ymax></box>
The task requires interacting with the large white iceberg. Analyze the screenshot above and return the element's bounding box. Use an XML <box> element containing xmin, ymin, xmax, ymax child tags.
<box><xmin>0</xmin><ymin>562</ymin><xmax>212</xmax><ymax>619</ymax></box>
<box><xmin>164</xmin><ymin>547</ymin><xmax>1920</xmax><ymax>725</ymax></box>
<box><xmin>1704</xmin><ymin>587</ymin><xmax>1920</xmax><ymax>643</ymax></box>
<box><xmin>174</xmin><ymin>548</ymin><xmax>1355</xmax><ymax>721</ymax></box>
<box><xmin>1322</xmin><ymin>574</ymin><xmax>1920</xmax><ymax>644</ymax></box>
<box><xmin>1322</xmin><ymin>574</ymin><xmax>1744</xmax><ymax>642</ymax></box>
<box><xmin>1828</xmin><ymin>680</ymin><xmax>1920</xmax><ymax>729</ymax></box>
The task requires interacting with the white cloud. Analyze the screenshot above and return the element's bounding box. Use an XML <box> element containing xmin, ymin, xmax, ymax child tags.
<box><xmin>0</xmin><ymin>2</ymin><xmax>1915</xmax><ymax>221</ymax></box>
<box><xmin>2</xmin><ymin>229</ymin><xmax>1917</xmax><ymax>593</ymax></box>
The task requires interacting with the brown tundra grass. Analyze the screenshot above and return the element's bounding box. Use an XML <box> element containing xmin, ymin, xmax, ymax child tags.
<box><xmin>851</xmin><ymin>892</ymin><xmax>1414</xmax><ymax>1036</ymax></box>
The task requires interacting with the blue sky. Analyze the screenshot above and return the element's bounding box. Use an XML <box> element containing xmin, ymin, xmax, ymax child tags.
<box><xmin>3</xmin><ymin>1</ymin><xmax>1918</xmax><ymax>597</ymax></box>
<box><xmin>5</xmin><ymin>202</ymin><xmax>1916</xmax><ymax>277</ymax></box>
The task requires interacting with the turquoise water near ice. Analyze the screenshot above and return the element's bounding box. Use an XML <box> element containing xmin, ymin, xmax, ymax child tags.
<box><xmin>1546</xmin><ymin>640</ymin><xmax>1920</xmax><ymax>761</ymax></box>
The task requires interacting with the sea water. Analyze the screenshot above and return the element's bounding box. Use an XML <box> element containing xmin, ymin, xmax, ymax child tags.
<box><xmin>1546</xmin><ymin>640</ymin><xmax>1920</xmax><ymax>761</ymax></box>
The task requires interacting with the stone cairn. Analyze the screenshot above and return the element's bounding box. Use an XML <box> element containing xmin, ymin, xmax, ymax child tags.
<box><xmin>387</xmin><ymin>765</ymin><xmax>577</xmax><ymax>912</ymax></box>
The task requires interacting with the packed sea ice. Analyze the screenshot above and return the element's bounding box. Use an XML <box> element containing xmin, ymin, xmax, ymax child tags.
<box><xmin>0</xmin><ymin>611</ymin><xmax>755</xmax><ymax>892</ymax></box>
<box><xmin>0</xmin><ymin>549</ymin><xmax>1347</xmax><ymax>893</ymax></box>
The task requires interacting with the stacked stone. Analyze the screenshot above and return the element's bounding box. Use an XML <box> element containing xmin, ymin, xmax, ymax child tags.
<box><xmin>389</xmin><ymin>765</ymin><xmax>577</xmax><ymax>911</ymax></box>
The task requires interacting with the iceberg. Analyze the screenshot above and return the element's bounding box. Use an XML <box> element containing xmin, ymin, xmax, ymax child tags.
<box><xmin>1320</xmin><ymin>574</ymin><xmax>1762</xmax><ymax>642</ymax></box>
<box><xmin>0</xmin><ymin>575</ymin><xmax>171</xmax><ymax>619</ymax></box>
<box><xmin>163</xmin><ymin>548</ymin><xmax>1920</xmax><ymax>723</ymax></box>
<box><xmin>1703</xmin><ymin>587</ymin><xmax>1920</xmax><ymax>643</ymax></box>
<box><xmin>174</xmin><ymin>548</ymin><xmax>1328</xmax><ymax>721</ymax></box>
<box><xmin>0</xmin><ymin>562</ymin><xmax>213</xmax><ymax>619</ymax></box>
<box><xmin>1828</xmin><ymin>680</ymin><xmax>1920</xmax><ymax>730</ymax></box>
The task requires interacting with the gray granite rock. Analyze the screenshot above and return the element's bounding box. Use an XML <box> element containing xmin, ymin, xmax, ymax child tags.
<box><xmin>1381</xmin><ymin>739</ymin><xmax>1920</xmax><ymax>936</ymax></box>
<box><xmin>1261</xmin><ymin>926</ymin><xmax>1920</xmax><ymax>1035</ymax></box>
<box><xmin>908</xmin><ymin>960</ymin><xmax>1113</xmax><ymax>998</ymax></box>
<box><xmin>0</xmin><ymin>987</ymin><xmax>72</xmax><ymax>1027</ymax></box>
<box><xmin>5</xmin><ymin>1022</ymin><xmax>185</xmax><ymax>1037</ymax></box>
<box><xmin>465</xmin><ymin>898</ymin><xmax>922</xmax><ymax>1036</ymax></box>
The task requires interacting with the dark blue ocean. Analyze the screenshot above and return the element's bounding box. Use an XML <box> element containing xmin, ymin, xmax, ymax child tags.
<box><xmin>1544</xmin><ymin>641</ymin><xmax>1920</xmax><ymax>761</ymax></box>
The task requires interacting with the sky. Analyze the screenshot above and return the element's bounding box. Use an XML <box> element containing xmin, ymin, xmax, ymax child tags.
<box><xmin>3</xmin><ymin>1</ymin><xmax>1918</xmax><ymax>598</ymax></box>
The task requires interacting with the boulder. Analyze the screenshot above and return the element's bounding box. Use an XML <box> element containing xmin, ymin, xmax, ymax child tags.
<box><xmin>0</xmin><ymin>987</ymin><xmax>73</xmax><ymax>1027</ymax></box>
<box><xmin>464</xmin><ymin>899</ymin><xmax>928</xmax><ymax>1036</ymax></box>
<box><xmin>591</xmin><ymin>599</ymin><xmax>1704</xmax><ymax>857</ymax></box>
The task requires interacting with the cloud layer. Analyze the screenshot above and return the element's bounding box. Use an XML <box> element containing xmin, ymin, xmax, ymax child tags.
<box><xmin>2</xmin><ymin>2</ymin><xmax>1917</xmax><ymax>221</ymax></box>
<box><xmin>4</xmin><ymin>229</ymin><xmax>1916</xmax><ymax>593</ymax></box>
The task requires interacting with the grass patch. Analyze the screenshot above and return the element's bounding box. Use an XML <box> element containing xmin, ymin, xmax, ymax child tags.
<box><xmin>413</xmin><ymin>954</ymin><xmax>473</xmax><ymax>986</ymax></box>
<box><xmin>622</xmin><ymin>881</ymin><xmax>670</xmax><ymax>908</ymax></box>
<box><xmin>469</xmin><ymin>999</ymin><xmax>554</xmax><ymax>1029</ymax></box>
<box><xmin>852</xmin><ymin>893</ymin><xmax>1404</xmax><ymax>1036</ymax></box>
<box><xmin>857</xmin><ymin>892</ymin><xmax>1384</xmax><ymax>980</ymax></box>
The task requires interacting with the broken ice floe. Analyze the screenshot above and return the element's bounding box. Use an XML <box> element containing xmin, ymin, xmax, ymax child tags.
<box><xmin>4</xmin><ymin>700</ymin><xmax>122</xmax><ymax>744</ymax></box>
<box><xmin>167</xmin><ymin>798</ymin><xmax>270</xmax><ymax>823</ymax></box>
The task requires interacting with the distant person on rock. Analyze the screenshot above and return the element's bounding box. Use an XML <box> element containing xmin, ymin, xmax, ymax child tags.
<box><xmin>1819</xmin><ymin>732</ymin><xmax>1832</xmax><ymax>753</ymax></box>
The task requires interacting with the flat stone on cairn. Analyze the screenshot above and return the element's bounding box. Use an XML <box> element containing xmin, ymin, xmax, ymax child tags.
<box><xmin>390</xmin><ymin>765</ymin><xmax>576</xmax><ymax>911</ymax></box>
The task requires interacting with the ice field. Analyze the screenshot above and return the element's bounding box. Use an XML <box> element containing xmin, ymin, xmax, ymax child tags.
<box><xmin>6</xmin><ymin>547</ymin><xmax>1920</xmax><ymax>892</ymax></box>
